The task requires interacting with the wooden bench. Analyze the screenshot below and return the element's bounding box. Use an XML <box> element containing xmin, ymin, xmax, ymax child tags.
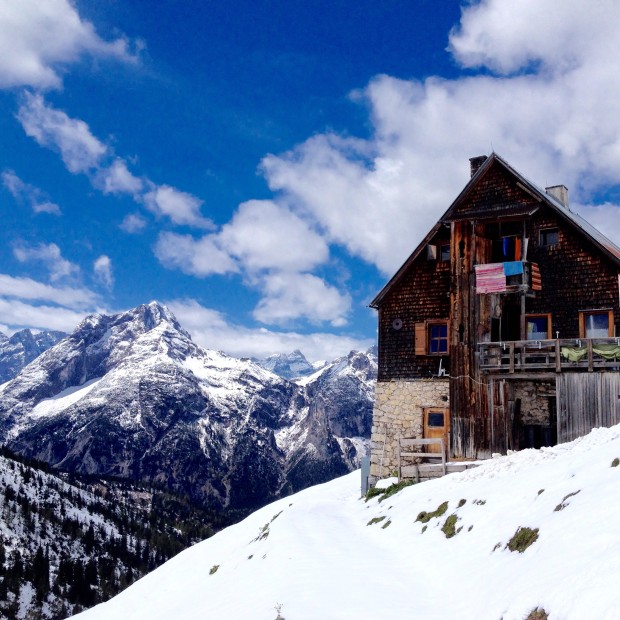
<box><xmin>398</xmin><ymin>438</ymin><xmax>446</xmax><ymax>481</ymax></box>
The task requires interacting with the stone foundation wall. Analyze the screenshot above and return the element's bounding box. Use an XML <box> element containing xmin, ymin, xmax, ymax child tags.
<box><xmin>514</xmin><ymin>380</ymin><xmax>555</xmax><ymax>425</ymax></box>
<box><xmin>369</xmin><ymin>379</ymin><xmax>449</xmax><ymax>480</ymax></box>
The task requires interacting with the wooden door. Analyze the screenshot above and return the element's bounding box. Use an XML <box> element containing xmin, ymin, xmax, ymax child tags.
<box><xmin>423</xmin><ymin>408</ymin><xmax>449</xmax><ymax>454</ymax></box>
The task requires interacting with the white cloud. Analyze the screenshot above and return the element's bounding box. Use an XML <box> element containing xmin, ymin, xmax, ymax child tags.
<box><xmin>143</xmin><ymin>184</ymin><xmax>214</xmax><ymax>229</ymax></box>
<box><xmin>13</xmin><ymin>242</ymin><xmax>79</xmax><ymax>282</ymax></box>
<box><xmin>2</xmin><ymin>169</ymin><xmax>61</xmax><ymax>215</ymax></box>
<box><xmin>17</xmin><ymin>92</ymin><xmax>107</xmax><ymax>174</ymax></box>
<box><xmin>120</xmin><ymin>213</ymin><xmax>147</xmax><ymax>234</ymax></box>
<box><xmin>219</xmin><ymin>200</ymin><xmax>329</xmax><ymax>272</ymax></box>
<box><xmin>0</xmin><ymin>297</ymin><xmax>86</xmax><ymax>333</ymax></box>
<box><xmin>0</xmin><ymin>0</ymin><xmax>136</xmax><ymax>90</ymax></box>
<box><xmin>448</xmin><ymin>0</ymin><xmax>618</xmax><ymax>75</ymax></box>
<box><xmin>0</xmin><ymin>273</ymin><xmax>98</xmax><ymax>308</ymax></box>
<box><xmin>167</xmin><ymin>299</ymin><xmax>372</xmax><ymax>362</ymax></box>
<box><xmin>97</xmin><ymin>159</ymin><xmax>143</xmax><ymax>196</ymax></box>
<box><xmin>154</xmin><ymin>232</ymin><xmax>238</xmax><ymax>277</ymax></box>
<box><xmin>260</xmin><ymin>0</ymin><xmax>620</xmax><ymax>276</ymax></box>
<box><xmin>93</xmin><ymin>255</ymin><xmax>114</xmax><ymax>289</ymax></box>
<box><xmin>253</xmin><ymin>272</ymin><xmax>351</xmax><ymax>327</ymax></box>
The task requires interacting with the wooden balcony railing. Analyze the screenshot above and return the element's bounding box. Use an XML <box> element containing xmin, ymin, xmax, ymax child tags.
<box><xmin>478</xmin><ymin>338</ymin><xmax>620</xmax><ymax>373</ymax></box>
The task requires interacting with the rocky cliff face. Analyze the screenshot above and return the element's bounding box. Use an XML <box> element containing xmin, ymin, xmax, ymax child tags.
<box><xmin>0</xmin><ymin>328</ymin><xmax>66</xmax><ymax>383</ymax></box>
<box><xmin>0</xmin><ymin>302</ymin><xmax>376</xmax><ymax>514</ymax></box>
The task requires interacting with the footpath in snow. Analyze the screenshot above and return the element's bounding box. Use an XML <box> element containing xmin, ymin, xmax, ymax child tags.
<box><xmin>75</xmin><ymin>424</ymin><xmax>620</xmax><ymax>620</ymax></box>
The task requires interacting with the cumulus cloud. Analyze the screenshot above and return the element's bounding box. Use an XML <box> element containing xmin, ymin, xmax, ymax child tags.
<box><xmin>0</xmin><ymin>0</ymin><xmax>136</xmax><ymax>90</ymax></box>
<box><xmin>0</xmin><ymin>274</ymin><xmax>98</xmax><ymax>308</ymax></box>
<box><xmin>167</xmin><ymin>298</ymin><xmax>372</xmax><ymax>362</ymax></box>
<box><xmin>143</xmin><ymin>184</ymin><xmax>214</xmax><ymax>229</ymax></box>
<box><xmin>1</xmin><ymin>169</ymin><xmax>61</xmax><ymax>215</ymax></box>
<box><xmin>0</xmin><ymin>297</ymin><xmax>87</xmax><ymax>333</ymax></box>
<box><xmin>219</xmin><ymin>200</ymin><xmax>329</xmax><ymax>272</ymax></box>
<box><xmin>93</xmin><ymin>255</ymin><xmax>114</xmax><ymax>289</ymax></box>
<box><xmin>17</xmin><ymin>92</ymin><xmax>107</xmax><ymax>174</ymax></box>
<box><xmin>97</xmin><ymin>159</ymin><xmax>143</xmax><ymax>196</ymax></box>
<box><xmin>154</xmin><ymin>231</ymin><xmax>238</xmax><ymax>276</ymax></box>
<box><xmin>120</xmin><ymin>213</ymin><xmax>147</xmax><ymax>234</ymax></box>
<box><xmin>13</xmin><ymin>242</ymin><xmax>79</xmax><ymax>282</ymax></box>
<box><xmin>258</xmin><ymin>0</ymin><xmax>620</xmax><ymax>275</ymax></box>
<box><xmin>253</xmin><ymin>272</ymin><xmax>351</xmax><ymax>327</ymax></box>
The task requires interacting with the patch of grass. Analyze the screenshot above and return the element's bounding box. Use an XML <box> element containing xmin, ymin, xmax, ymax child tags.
<box><xmin>473</xmin><ymin>499</ymin><xmax>486</xmax><ymax>505</ymax></box>
<box><xmin>457</xmin><ymin>498</ymin><xmax>466</xmax><ymax>508</ymax></box>
<box><xmin>248</xmin><ymin>555</ymin><xmax>253</xmax><ymax>560</ymax></box>
<box><xmin>468</xmin><ymin>525</ymin><xmax>473</xmax><ymax>532</ymax></box>
<box><xmin>506</xmin><ymin>526</ymin><xmax>539</xmax><ymax>553</ymax></box>
<box><xmin>612</xmin><ymin>458</ymin><xmax>620</xmax><ymax>467</ymax></box>
<box><xmin>364</xmin><ymin>486</ymin><xmax>384</xmax><ymax>502</ymax></box>
<box><xmin>441</xmin><ymin>514</ymin><xmax>458</xmax><ymax>538</ymax></box>
<box><xmin>367</xmin><ymin>516</ymin><xmax>386</xmax><ymax>526</ymax></box>
<box><xmin>492</xmin><ymin>542</ymin><xmax>501</xmax><ymax>552</ymax></box>
<box><xmin>416</xmin><ymin>501</ymin><xmax>448</xmax><ymax>523</ymax></box>
<box><xmin>554</xmin><ymin>490</ymin><xmax>580</xmax><ymax>512</ymax></box>
<box><xmin>526</xmin><ymin>608</ymin><xmax>548</xmax><ymax>620</ymax></box>
<box><xmin>421</xmin><ymin>525</ymin><xmax>427</xmax><ymax>533</ymax></box>
<box><xmin>537</xmin><ymin>489</ymin><xmax>545</xmax><ymax>495</ymax></box>
<box><xmin>270</xmin><ymin>511</ymin><xmax>283</xmax><ymax>522</ymax></box>
<box><xmin>378</xmin><ymin>479</ymin><xmax>414</xmax><ymax>502</ymax></box>
<box><xmin>209</xmin><ymin>564</ymin><xmax>219</xmax><ymax>575</ymax></box>
<box><xmin>381</xmin><ymin>519</ymin><xmax>392</xmax><ymax>529</ymax></box>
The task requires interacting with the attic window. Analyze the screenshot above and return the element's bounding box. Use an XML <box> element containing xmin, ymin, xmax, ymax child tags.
<box><xmin>440</xmin><ymin>244</ymin><xmax>450</xmax><ymax>261</ymax></box>
<box><xmin>540</xmin><ymin>228</ymin><xmax>559</xmax><ymax>247</ymax></box>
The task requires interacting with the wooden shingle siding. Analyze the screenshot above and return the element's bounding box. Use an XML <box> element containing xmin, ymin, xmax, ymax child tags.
<box><xmin>377</xmin><ymin>230</ymin><xmax>451</xmax><ymax>381</ymax></box>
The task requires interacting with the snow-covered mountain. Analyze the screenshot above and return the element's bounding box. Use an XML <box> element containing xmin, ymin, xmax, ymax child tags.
<box><xmin>0</xmin><ymin>302</ymin><xmax>376</xmax><ymax>515</ymax></box>
<box><xmin>0</xmin><ymin>328</ymin><xmax>66</xmax><ymax>383</ymax></box>
<box><xmin>252</xmin><ymin>350</ymin><xmax>321</xmax><ymax>379</ymax></box>
<box><xmin>73</xmin><ymin>424</ymin><xmax>620</xmax><ymax>620</ymax></box>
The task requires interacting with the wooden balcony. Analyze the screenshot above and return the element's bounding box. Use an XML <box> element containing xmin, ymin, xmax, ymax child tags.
<box><xmin>478</xmin><ymin>338</ymin><xmax>620</xmax><ymax>374</ymax></box>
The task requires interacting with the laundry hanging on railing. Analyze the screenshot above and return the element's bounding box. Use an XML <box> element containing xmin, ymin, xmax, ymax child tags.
<box><xmin>475</xmin><ymin>263</ymin><xmax>507</xmax><ymax>293</ymax></box>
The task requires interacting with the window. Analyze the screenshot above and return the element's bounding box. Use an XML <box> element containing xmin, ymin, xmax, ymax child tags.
<box><xmin>414</xmin><ymin>320</ymin><xmax>449</xmax><ymax>355</ymax></box>
<box><xmin>540</xmin><ymin>228</ymin><xmax>559</xmax><ymax>247</ymax></box>
<box><xmin>579</xmin><ymin>310</ymin><xmax>614</xmax><ymax>338</ymax></box>
<box><xmin>427</xmin><ymin>411</ymin><xmax>445</xmax><ymax>427</ymax></box>
<box><xmin>428</xmin><ymin>322</ymin><xmax>448</xmax><ymax>353</ymax></box>
<box><xmin>526</xmin><ymin>314</ymin><xmax>552</xmax><ymax>340</ymax></box>
<box><xmin>440</xmin><ymin>244</ymin><xmax>450</xmax><ymax>261</ymax></box>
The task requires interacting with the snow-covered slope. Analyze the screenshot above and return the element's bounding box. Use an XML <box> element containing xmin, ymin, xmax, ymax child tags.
<box><xmin>0</xmin><ymin>302</ymin><xmax>376</xmax><ymax>514</ymax></box>
<box><xmin>0</xmin><ymin>328</ymin><xmax>66</xmax><ymax>383</ymax></box>
<box><xmin>74</xmin><ymin>424</ymin><xmax>620</xmax><ymax>620</ymax></box>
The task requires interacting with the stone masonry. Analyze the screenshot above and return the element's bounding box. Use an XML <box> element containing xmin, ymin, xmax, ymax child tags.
<box><xmin>369</xmin><ymin>378</ymin><xmax>449</xmax><ymax>480</ymax></box>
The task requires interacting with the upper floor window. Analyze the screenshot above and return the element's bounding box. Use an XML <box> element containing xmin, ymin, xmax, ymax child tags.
<box><xmin>526</xmin><ymin>314</ymin><xmax>551</xmax><ymax>340</ymax></box>
<box><xmin>428</xmin><ymin>322</ymin><xmax>448</xmax><ymax>353</ymax></box>
<box><xmin>415</xmin><ymin>320</ymin><xmax>449</xmax><ymax>355</ymax></box>
<box><xmin>540</xmin><ymin>228</ymin><xmax>559</xmax><ymax>247</ymax></box>
<box><xmin>440</xmin><ymin>244</ymin><xmax>450</xmax><ymax>262</ymax></box>
<box><xmin>579</xmin><ymin>310</ymin><xmax>614</xmax><ymax>338</ymax></box>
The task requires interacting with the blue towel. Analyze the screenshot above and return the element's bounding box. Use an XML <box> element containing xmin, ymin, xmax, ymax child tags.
<box><xmin>504</xmin><ymin>261</ymin><xmax>523</xmax><ymax>276</ymax></box>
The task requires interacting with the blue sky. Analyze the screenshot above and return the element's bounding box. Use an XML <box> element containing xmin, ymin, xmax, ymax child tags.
<box><xmin>2</xmin><ymin>1</ymin><xmax>620</xmax><ymax>361</ymax></box>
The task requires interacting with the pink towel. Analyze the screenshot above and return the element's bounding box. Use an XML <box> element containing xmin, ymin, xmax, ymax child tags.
<box><xmin>475</xmin><ymin>263</ymin><xmax>506</xmax><ymax>293</ymax></box>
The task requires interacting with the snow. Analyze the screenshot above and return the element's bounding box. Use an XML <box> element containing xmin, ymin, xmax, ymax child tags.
<box><xmin>29</xmin><ymin>378</ymin><xmax>102</xmax><ymax>419</ymax></box>
<box><xmin>73</xmin><ymin>423</ymin><xmax>620</xmax><ymax>620</ymax></box>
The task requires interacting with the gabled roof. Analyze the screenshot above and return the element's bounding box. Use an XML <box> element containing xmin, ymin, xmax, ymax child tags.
<box><xmin>370</xmin><ymin>152</ymin><xmax>620</xmax><ymax>308</ymax></box>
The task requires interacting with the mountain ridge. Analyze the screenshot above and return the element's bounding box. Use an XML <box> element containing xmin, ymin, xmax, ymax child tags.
<box><xmin>0</xmin><ymin>301</ymin><xmax>376</xmax><ymax>516</ymax></box>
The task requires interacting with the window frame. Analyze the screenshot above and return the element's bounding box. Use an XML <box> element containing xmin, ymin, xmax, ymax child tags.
<box><xmin>539</xmin><ymin>227</ymin><xmax>559</xmax><ymax>247</ymax></box>
<box><xmin>525</xmin><ymin>313</ymin><xmax>552</xmax><ymax>340</ymax></box>
<box><xmin>579</xmin><ymin>309</ymin><xmax>614</xmax><ymax>338</ymax></box>
<box><xmin>439</xmin><ymin>243</ymin><xmax>450</xmax><ymax>262</ymax></box>
<box><xmin>414</xmin><ymin>320</ymin><xmax>449</xmax><ymax>355</ymax></box>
